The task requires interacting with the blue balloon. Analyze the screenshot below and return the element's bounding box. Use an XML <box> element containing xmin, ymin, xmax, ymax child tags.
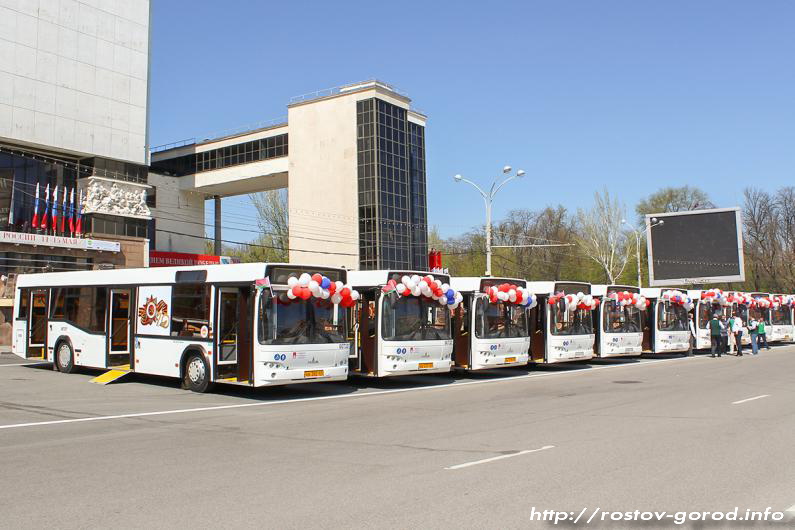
<box><xmin>446</xmin><ymin>289</ymin><xmax>454</xmax><ymax>298</ymax></box>
<box><xmin>320</xmin><ymin>277</ymin><xmax>331</xmax><ymax>289</ymax></box>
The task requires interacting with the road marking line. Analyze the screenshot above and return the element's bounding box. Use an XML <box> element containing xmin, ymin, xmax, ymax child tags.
<box><xmin>0</xmin><ymin>356</ymin><xmax>703</xmax><ymax>431</ymax></box>
<box><xmin>0</xmin><ymin>362</ymin><xmax>49</xmax><ymax>368</ymax></box>
<box><xmin>732</xmin><ymin>394</ymin><xmax>770</xmax><ymax>405</ymax></box>
<box><xmin>445</xmin><ymin>445</ymin><xmax>555</xmax><ymax>470</ymax></box>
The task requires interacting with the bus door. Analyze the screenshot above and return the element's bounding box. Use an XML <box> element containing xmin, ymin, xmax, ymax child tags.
<box><xmin>642</xmin><ymin>302</ymin><xmax>654</xmax><ymax>352</ymax></box>
<box><xmin>108</xmin><ymin>289</ymin><xmax>131</xmax><ymax>367</ymax></box>
<box><xmin>215</xmin><ymin>287</ymin><xmax>252</xmax><ymax>382</ymax></box>
<box><xmin>352</xmin><ymin>291</ymin><xmax>377</xmax><ymax>374</ymax></box>
<box><xmin>452</xmin><ymin>295</ymin><xmax>472</xmax><ymax>368</ymax></box>
<box><xmin>528</xmin><ymin>303</ymin><xmax>546</xmax><ymax>362</ymax></box>
<box><xmin>27</xmin><ymin>289</ymin><xmax>48</xmax><ymax>359</ymax></box>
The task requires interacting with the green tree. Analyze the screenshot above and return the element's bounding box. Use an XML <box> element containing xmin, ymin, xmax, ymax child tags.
<box><xmin>635</xmin><ymin>186</ymin><xmax>714</xmax><ymax>223</ymax></box>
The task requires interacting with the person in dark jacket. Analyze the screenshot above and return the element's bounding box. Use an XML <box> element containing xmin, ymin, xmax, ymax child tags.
<box><xmin>709</xmin><ymin>314</ymin><xmax>722</xmax><ymax>357</ymax></box>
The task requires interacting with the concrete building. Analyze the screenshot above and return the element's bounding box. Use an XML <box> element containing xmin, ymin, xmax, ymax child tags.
<box><xmin>0</xmin><ymin>0</ymin><xmax>152</xmax><ymax>311</ymax></box>
<box><xmin>150</xmin><ymin>80</ymin><xmax>428</xmax><ymax>271</ymax></box>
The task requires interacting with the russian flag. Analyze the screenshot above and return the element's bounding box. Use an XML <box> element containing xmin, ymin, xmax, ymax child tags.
<box><xmin>59</xmin><ymin>186</ymin><xmax>67</xmax><ymax>233</ymax></box>
<box><xmin>50</xmin><ymin>186</ymin><xmax>58</xmax><ymax>232</ymax></box>
<box><xmin>31</xmin><ymin>183</ymin><xmax>40</xmax><ymax>228</ymax></box>
<box><xmin>40</xmin><ymin>184</ymin><xmax>50</xmax><ymax>230</ymax></box>
<box><xmin>67</xmin><ymin>188</ymin><xmax>75</xmax><ymax>234</ymax></box>
<box><xmin>75</xmin><ymin>189</ymin><xmax>83</xmax><ymax>236</ymax></box>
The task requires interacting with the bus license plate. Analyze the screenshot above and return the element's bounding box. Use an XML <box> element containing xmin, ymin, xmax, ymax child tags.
<box><xmin>304</xmin><ymin>370</ymin><xmax>324</xmax><ymax>378</ymax></box>
<box><xmin>418</xmin><ymin>362</ymin><xmax>433</xmax><ymax>369</ymax></box>
<box><xmin>504</xmin><ymin>357</ymin><xmax>516</xmax><ymax>363</ymax></box>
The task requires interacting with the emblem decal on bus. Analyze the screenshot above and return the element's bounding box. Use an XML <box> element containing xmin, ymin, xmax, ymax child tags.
<box><xmin>138</xmin><ymin>296</ymin><xmax>169</xmax><ymax>328</ymax></box>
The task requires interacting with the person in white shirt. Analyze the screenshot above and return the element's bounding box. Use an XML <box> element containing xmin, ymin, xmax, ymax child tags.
<box><xmin>730</xmin><ymin>315</ymin><xmax>744</xmax><ymax>356</ymax></box>
<box><xmin>686</xmin><ymin>314</ymin><xmax>696</xmax><ymax>356</ymax></box>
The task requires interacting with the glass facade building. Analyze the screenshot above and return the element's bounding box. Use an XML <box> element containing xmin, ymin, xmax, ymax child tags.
<box><xmin>356</xmin><ymin>98</ymin><xmax>428</xmax><ymax>270</ymax></box>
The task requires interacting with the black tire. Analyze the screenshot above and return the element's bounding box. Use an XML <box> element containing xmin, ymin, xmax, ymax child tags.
<box><xmin>182</xmin><ymin>351</ymin><xmax>211</xmax><ymax>393</ymax></box>
<box><xmin>56</xmin><ymin>340</ymin><xmax>75</xmax><ymax>374</ymax></box>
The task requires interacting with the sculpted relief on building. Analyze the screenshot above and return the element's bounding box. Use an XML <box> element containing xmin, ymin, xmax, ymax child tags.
<box><xmin>80</xmin><ymin>177</ymin><xmax>152</xmax><ymax>219</ymax></box>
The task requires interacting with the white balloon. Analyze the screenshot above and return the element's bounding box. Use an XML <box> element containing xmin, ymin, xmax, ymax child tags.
<box><xmin>412</xmin><ymin>286</ymin><xmax>421</xmax><ymax>297</ymax></box>
<box><xmin>411</xmin><ymin>275</ymin><xmax>421</xmax><ymax>284</ymax></box>
<box><xmin>309</xmin><ymin>280</ymin><xmax>319</xmax><ymax>291</ymax></box>
<box><xmin>396</xmin><ymin>283</ymin><xmax>407</xmax><ymax>294</ymax></box>
<box><xmin>418</xmin><ymin>280</ymin><xmax>428</xmax><ymax>291</ymax></box>
<box><xmin>331</xmin><ymin>294</ymin><xmax>342</xmax><ymax>304</ymax></box>
<box><xmin>287</xmin><ymin>277</ymin><xmax>299</xmax><ymax>288</ymax></box>
<box><xmin>351</xmin><ymin>291</ymin><xmax>360</xmax><ymax>300</ymax></box>
<box><xmin>286</xmin><ymin>290</ymin><xmax>297</xmax><ymax>300</ymax></box>
<box><xmin>299</xmin><ymin>273</ymin><xmax>311</xmax><ymax>286</ymax></box>
<box><xmin>335</xmin><ymin>281</ymin><xmax>344</xmax><ymax>291</ymax></box>
<box><xmin>320</xmin><ymin>290</ymin><xmax>330</xmax><ymax>299</ymax></box>
<box><xmin>401</xmin><ymin>275</ymin><xmax>411</xmax><ymax>285</ymax></box>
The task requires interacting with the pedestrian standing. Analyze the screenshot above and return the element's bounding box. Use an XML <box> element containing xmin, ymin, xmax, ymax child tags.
<box><xmin>731</xmin><ymin>314</ymin><xmax>744</xmax><ymax>356</ymax></box>
<box><xmin>757</xmin><ymin>318</ymin><xmax>771</xmax><ymax>350</ymax></box>
<box><xmin>748</xmin><ymin>317</ymin><xmax>760</xmax><ymax>355</ymax></box>
<box><xmin>719</xmin><ymin>315</ymin><xmax>729</xmax><ymax>356</ymax></box>
<box><xmin>686</xmin><ymin>313</ymin><xmax>696</xmax><ymax>356</ymax></box>
<box><xmin>709</xmin><ymin>313</ymin><xmax>722</xmax><ymax>357</ymax></box>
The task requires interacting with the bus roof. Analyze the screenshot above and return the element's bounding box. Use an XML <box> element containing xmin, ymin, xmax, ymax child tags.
<box><xmin>450</xmin><ymin>277</ymin><xmax>526</xmax><ymax>292</ymax></box>
<box><xmin>16</xmin><ymin>262</ymin><xmax>344</xmax><ymax>288</ymax></box>
<box><xmin>591</xmin><ymin>284</ymin><xmax>639</xmax><ymax>296</ymax></box>
<box><xmin>347</xmin><ymin>270</ymin><xmax>450</xmax><ymax>287</ymax></box>
<box><xmin>525</xmin><ymin>280</ymin><xmax>590</xmax><ymax>295</ymax></box>
<box><xmin>640</xmin><ymin>287</ymin><xmax>687</xmax><ymax>298</ymax></box>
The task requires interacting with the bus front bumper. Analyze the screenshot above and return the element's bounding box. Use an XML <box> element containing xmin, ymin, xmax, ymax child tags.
<box><xmin>252</xmin><ymin>364</ymin><xmax>348</xmax><ymax>387</ymax></box>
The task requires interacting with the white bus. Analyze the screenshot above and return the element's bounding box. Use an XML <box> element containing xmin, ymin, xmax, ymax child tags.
<box><xmin>640</xmin><ymin>288</ymin><xmax>692</xmax><ymax>354</ymax></box>
<box><xmin>748</xmin><ymin>292</ymin><xmax>772</xmax><ymax>339</ymax></box>
<box><xmin>13</xmin><ymin>263</ymin><xmax>355</xmax><ymax>392</ymax></box>
<box><xmin>449</xmin><ymin>277</ymin><xmax>534</xmax><ymax>370</ymax></box>
<box><xmin>346</xmin><ymin>270</ymin><xmax>460</xmax><ymax>377</ymax></box>
<box><xmin>526</xmin><ymin>281</ymin><xmax>597</xmax><ymax>363</ymax></box>
<box><xmin>592</xmin><ymin>285</ymin><xmax>646</xmax><ymax>357</ymax></box>
<box><xmin>769</xmin><ymin>294</ymin><xmax>794</xmax><ymax>343</ymax></box>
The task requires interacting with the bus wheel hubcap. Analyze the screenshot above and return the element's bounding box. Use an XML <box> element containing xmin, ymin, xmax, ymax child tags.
<box><xmin>187</xmin><ymin>358</ymin><xmax>204</xmax><ymax>382</ymax></box>
<box><xmin>58</xmin><ymin>345</ymin><xmax>70</xmax><ymax>367</ymax></box>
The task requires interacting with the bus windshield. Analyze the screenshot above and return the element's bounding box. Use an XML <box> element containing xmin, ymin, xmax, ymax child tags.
<box><xmin>475</xmin><ymin>299</ymin><xmax>529</xmax><ymax>339</ymax></box>
<box><xmin>772</xmin><ymin>306</ymin><xmax>792</xmax><ymax>325</ymax></box>
<box><xmin>381</xmin><ymin>293</ymin><xmax>451</xmax><ymax>341</ymax></box>
<box><xmin>602</xmin><ymin>300</ymin><xmax>641</xmax><ymax>333</ymax></box>
<box><xmin>749</xmin><ymin>307</ymin><xmax>769</xmax><ymax>323</ymax></box>
<box><xmin>657</xmin><ymin>302</ymin><xmax>688</xmax><ymax>331</ymax></box>
<box><xmin>260</xmin><ymin>293</ymin><xmax>346</xmax><ymax>345</ymax></box>
<box><xmin>551</xmin><ymin>301</ymin><xmax>593</xmax><ymax>335</ymax></box>
<box><xmin>698</xmin><ymin>303</ymin><xmax>729</xmax><ymax>329</ymax></box>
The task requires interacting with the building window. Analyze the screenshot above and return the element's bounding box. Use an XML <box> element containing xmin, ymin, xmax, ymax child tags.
<box><xmin>170</xmin><ymin>284</ymin><xmax>210</xmax><ymax>338</ymax></box>
<box><xmin>90</xmin><ymin>214</ymin><xmax>149</xmax><ymax>238</ymax></box>
<box><xmin>146</xmin><ymin>187</ymin><xmax>156</xmax><ymax>208</ymax></box>
<box><xmin>151</xmin><ymin>133</ymin><xmax>289</xmax><ymax>177</ymax></box>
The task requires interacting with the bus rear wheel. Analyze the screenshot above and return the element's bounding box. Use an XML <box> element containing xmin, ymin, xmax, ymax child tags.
<box><xmin>182</xmin><ymin>352</ymin><xmax>211</xmax><ymax>393</ymax></box>
<box><xmin>56</xmin><ymin>341</ymin><xmax>75</xmax><ymax>374</ymax></box>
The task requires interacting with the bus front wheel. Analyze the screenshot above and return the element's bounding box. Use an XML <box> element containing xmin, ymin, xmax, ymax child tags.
<box><xmin>182</xmin><ymin>352</ymin><xmax>211</xmax><ymax>393</ymax></box>
<box><xmin>56</xmin><ymin>341</ymin><xmax>75</xmax><ymax>374</ymax></box>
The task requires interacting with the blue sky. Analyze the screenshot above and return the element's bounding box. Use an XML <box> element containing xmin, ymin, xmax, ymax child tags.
<box><xmin>148</xmin><ymin>0</ymin><xmax>795</xmax><ymax>243</ymax></box>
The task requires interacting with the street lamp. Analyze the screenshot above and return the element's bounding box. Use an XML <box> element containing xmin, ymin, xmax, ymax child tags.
<box><xmin>622</xmin><ymin>217</ymin><xmax>664</xmax><ymax>287</ymax></box>
<box><xmin>453</xmin><ymin>166</ymin><xmax>525</xmax><ymax>276</ymax></box>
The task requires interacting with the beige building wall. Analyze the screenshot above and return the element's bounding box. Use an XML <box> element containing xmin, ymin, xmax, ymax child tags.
<box><xmin>286</xmin><ymin>83</ymin><xmax>413</xmax><ymax>270</ymax></box>
<box><xmin>148</xmin><ymin>172</ymin><xmax>206</xmax><ymax>253</ymax></box>
<box><xmin>287</xmin><ymin>93</ymin><xmax>360</xmax><ymax>269</ymax></box>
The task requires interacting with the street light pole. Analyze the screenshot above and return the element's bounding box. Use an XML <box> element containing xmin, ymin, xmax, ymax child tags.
<box><xmin>622</xmin><ymin>217</ymin><xmax>664</xmax><ymax>288</ymax></box>
<box><xmin>454</xmin><ymin>166</ymin><xmax>525</xmax><ymax>277</ymax></box>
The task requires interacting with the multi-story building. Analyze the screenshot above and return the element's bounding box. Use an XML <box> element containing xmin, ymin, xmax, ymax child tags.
<box><xmin>150</xmin><ymin>80</ymin><xmax>428</xmax><ymax>271</ymax></box>
<box><xmin>0</xmin><ymin>0</ymin><xmax>152</xmax><ymax>319</ymax></box>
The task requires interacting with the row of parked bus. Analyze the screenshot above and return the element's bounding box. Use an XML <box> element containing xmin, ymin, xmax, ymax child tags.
<box><xmin>11</xmin><ymin>263</ymin><xmax>794</xmax><ymax>392</ymax></box>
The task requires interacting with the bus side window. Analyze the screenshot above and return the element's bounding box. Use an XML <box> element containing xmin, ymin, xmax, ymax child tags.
<box><xmin>367</xmin><ymin>300</ymin><xmax>376</xmax><ymax>338</ymax></box>
<box><xmin>17</xmin><ymin>288</ymin><xmax>30</xmax><ymax>319</ymax></box>
<box><xmin>171</xmin><ymin>283</ymin><xmax>210</xmax><ymax>338</ymax></box>
<box><xmin>50</xmin><ymin>288</ymin><xmax>66</xmax><ymax>319</ymax></box>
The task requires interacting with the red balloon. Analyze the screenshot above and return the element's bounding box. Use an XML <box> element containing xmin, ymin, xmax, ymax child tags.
<box><xmin>311</xmin><ymin>273</ymin><xmax>323</xmax><ymax>284</ymax></box>
<box><xmin>298</xmin><ymin>287</ymin><xmax>311</xmax><ymax>300</ymax></box>
<box><xmin>292</xmin><ymin>285</ymin><xmax>302</xmax><ymax>297</ymax></box>
<box><xmin>516</xmin><ymin>291</ymin><xmax>523</xmax><ymax>303</ymax></box>
<box><xmin>340</xmin><ymin>287</ymin><xmax>350</xmax><ymax>298</ymax></box>
<box><xmin>328</xmin><ymin>283</ymin><xmax>337</xmax><ymax>295</ymax></box>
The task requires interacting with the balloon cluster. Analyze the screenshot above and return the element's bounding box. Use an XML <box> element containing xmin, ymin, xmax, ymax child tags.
<box><xmin>661</xmin><ymin>289</ymin><xmax>694</xmax><ymax>310</ymax></box>
<box><xmin>381</xmin><ymin>274</ymin><xmax>463</xmax><ymax>310</ymax></box>
<box><xmin>548</xmin><ymin>291</ymin><xmax>599</xmax><ymax>312</ymax></box>
<box><xmin>726</xmin><ymin>292</ymin><xmax>750</xmax><ymax>305</ymax></box>
<box><xmin>701</xmin><ymin>288</ymin><xmax>729</xmax><ymax>306</ymax></box>
<box><xmin>781</xmin><ymin>295</ymin><xmax>795</xmax><ymax>308</ymax></box>
<box><xmin>286</xmin><ymin>273</ymin><xmax>360</xmax><ymax>308</ymax></box>
<box><xmin>608</xmin><ymin>290</ymin><xmax>649</xmax><ymax>310</ymax></box>
<box><xmin>484</xmin><ymin>283</ymin><xmax>538</xmax><ymax>308</ymax></box>
<box><xmin>753</xmin><ymin>296</ymin><xmax>773</xmax><ymax>309</ymax></box>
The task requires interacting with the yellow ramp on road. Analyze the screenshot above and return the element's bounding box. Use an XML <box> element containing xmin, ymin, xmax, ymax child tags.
<box><xmin>90</xmin><ymin>367</ymin><xmax>131</xmax><ymax>385</ymax></box>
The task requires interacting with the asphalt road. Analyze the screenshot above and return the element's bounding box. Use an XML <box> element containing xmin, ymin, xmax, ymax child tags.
<box><xmin>1</xmin><ymin>348</ymin><xmax>794</xmax><ymax>529</ymax></box>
